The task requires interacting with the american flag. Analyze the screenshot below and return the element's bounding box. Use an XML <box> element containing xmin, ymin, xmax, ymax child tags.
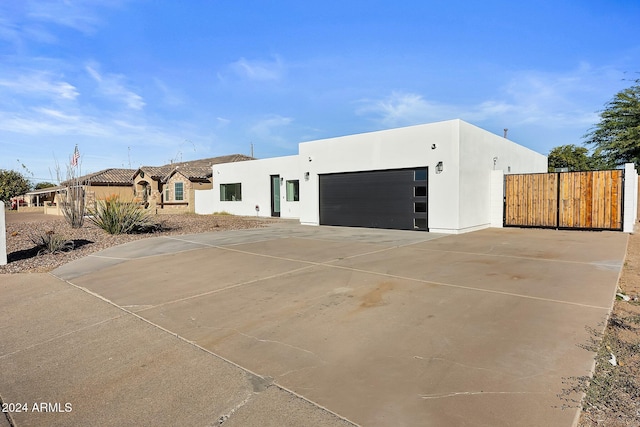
<box><xmin>71</xmin><ymin>145</ymin><xmax>80</xmax><ymax>166</ymax></box>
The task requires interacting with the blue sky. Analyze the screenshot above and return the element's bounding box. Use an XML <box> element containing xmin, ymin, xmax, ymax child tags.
<box><xmin>1</xmin><ymin>0</ymin><xmax>639</xmax><ymax>184</ymax></box>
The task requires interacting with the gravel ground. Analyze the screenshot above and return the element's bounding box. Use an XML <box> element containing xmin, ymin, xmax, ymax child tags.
<box><xmin>1</xmin><ymin>213</ymin><xmax>271</xmax><ymax>274</ymax></box>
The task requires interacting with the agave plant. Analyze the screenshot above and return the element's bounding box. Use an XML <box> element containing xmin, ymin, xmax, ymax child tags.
<box><xmin>29</xmin><ymin>229</ymin><xmax>74</xmax><ymax>255</ymax></box>
<box><xmin>88</xmin><ymin>195</ymin><xmax>161</xmax><ymax>235</ymax></box>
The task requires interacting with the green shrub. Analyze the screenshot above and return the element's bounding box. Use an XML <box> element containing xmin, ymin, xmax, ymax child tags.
<box><xmin>88</xmin><ymin>196</ymin><xmax>161</xmax><ymax>235</ymax></box>
<box><xmin>213</xmin><ymin>211</ymin><xmax>233</xmax><ymax>216</ymax></box>
<box><xmin>30</xmin><ymin>230</ymin><xmax>74</xmax><ymax>255</ymax></box>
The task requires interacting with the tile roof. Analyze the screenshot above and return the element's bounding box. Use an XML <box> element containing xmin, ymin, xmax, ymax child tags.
<box><xmin>61</xmin><ymin>168</ymin><xmax>136</xmax><ymax>186</ymax></box>
<box><xmin>138</xmin><ymin>154</ymin><xmax>254</xmax><ymax>182</ymax></box>
<box><xmin>165</xmin><ymin>166</ymin><xmax>212</xmax><ymax>181</ymax></box>
<box><xmin>85</xmin><ymin>168</ymin><xmax>137</xmax><ymax>185</ymax></box>
<box><xmin>57</xmin><ymin>154</ymin><xmax>254</xmax><ymax>186</ymax></box>
<box><xmin>137</xmin><ymin>166</ymin><xmax>170</xmax><ymax>180</ymax></box>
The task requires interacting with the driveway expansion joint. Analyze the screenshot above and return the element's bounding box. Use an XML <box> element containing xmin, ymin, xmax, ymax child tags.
<box><xmin>50</xmin><ymin>272</ymin><xmax>360</xmax><ymax>427</ymax></box>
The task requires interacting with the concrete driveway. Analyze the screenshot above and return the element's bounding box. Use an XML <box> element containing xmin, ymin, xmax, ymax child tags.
<box><xmin>2</xmin><ymin>222</ymin><xmax>628</xmax><ymax>426</ymax></box>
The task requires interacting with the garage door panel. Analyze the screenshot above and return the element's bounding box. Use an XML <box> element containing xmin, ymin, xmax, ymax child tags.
<box><xmin>319</xmin><ymin>168</ymin><xmax>427</xmax><ymax>231</ymax></box>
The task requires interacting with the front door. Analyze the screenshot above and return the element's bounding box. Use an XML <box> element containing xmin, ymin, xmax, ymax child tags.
<box><xmin>270</xmin><ymin>175</ymin><xmax>281</xmax><ymax>217</ymax></box>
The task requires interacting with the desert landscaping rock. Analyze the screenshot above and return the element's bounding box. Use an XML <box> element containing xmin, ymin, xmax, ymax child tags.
<box><xmin>1</xmin><ymin>212</ymin><xmax>270</xmax><ymax>274</ymax></box>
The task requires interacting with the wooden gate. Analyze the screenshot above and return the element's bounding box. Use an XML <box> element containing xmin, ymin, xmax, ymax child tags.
<box><xmin>504</xmin><ymin>170</ymin><xmax>624</xmax><ymax>230</ymax></box>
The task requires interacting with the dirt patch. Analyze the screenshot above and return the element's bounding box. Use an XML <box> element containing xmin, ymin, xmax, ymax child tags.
<box><xmin>4</xmin><ymin>211</ymin><xmax>51</xmax><ymax>224</ymax></box>
<box><xmin>360</xmin><ymin>282</ymin><xmax>395</xmax><ymax>308</ymax></box>
<box><xmin>1</xmin><ymin>213</ymin><xmax>272</xmax><ymax>274</ymax></box>
<box><xmin>577</xmin><ymin>231</ymin><xmax>640</xmax><ymax>426</ymax></box>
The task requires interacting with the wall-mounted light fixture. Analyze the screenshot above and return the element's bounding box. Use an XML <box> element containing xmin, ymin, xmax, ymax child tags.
<box><xmin>493</xmin><ymin>157</ymin><xmax>498</xmax><ymax>170</ymax></box>
<box><xmin>431</xmin><ymin>143</ymin><xmax>437</xmax><ymax>150</ymax></box>
<box><xmin>435</xmin><ymin>161</ymin><xmax>444</xmax><ymax>174</ymax></box>
<box><xmin>304</xmin><ymin>172</ymin><xmax>310</xmax><ymax>181</ymax></box>
<box><xmin>308</xmin><ymin>156</ymin><xmax>312</xmax><ymax>162</ymax></box>
<box><xmin>280</xmin><ymin>177</ymin><xmax>284</xmax><ymax>184</ymax></box>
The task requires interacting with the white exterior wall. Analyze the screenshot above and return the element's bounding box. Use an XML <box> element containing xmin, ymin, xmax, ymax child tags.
<box><xmin>212</xmin><ymin>156</ymin><xmax>301</xmax><ymax>218</ymax></box>
<box><xmin>299</xmin><ymin>120</ymin><xmax>461</xmax><ymax>233</ymax></box>
<box><xmin>623</xmin><ymin>163</ymin><xmax>638</xmax><ymax>233</ymax></box>
<box><xmin>194</xmin><ymin>189</ymin><xmax>216</xmax><ymax>214</ymax></box>
<box><xmin>198</xmin><ymin>119</ymin><xmax>548</xmax><ymax>234</ymax></box>
<box><xmin>490</xmin><ymin>170</ymin><xmax>505</xmax><ymax>228</ymax></box>
<box><xmin>458</xmin><ymin>121</ymin><xmax>548</xmax><ymax>231</ymax></box>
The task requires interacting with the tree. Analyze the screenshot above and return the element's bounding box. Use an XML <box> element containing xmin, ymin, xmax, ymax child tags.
<box><xmin>34</xmin><ymin>182</ymin><xmax>57</xmax><ymax>190</ymax></box>
<box><xmin>0</xmin><ymin>169</ymin><xmax>31</xmax><ymax>202</ymax></box>
<box><xmin>547</xmin><ymin>144</ymin><xmax>593</xmax><ymax>172</ymax></box>
<box><xmin>584</xmin><ymin>78</ymin><xmax>640</xmax><ymax>168</ymax></box>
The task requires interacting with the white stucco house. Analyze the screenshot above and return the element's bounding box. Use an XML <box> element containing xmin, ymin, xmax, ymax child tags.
<box><xmin>196</xmin><ymin>119</ymin><xmax>547</xmax><ymax>234</ymax></box>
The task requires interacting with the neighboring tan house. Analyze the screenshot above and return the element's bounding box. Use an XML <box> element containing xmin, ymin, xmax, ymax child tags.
<box><xmin>132</xmin><ymin>154</ymin><xmax>253</xmax><ymax>213</ymax></box>
<box><xmin>38</xmin><ymin>168</ymin><xmax>136</xmax><ymax>215</ymax></box>
<box><xmin>28</xmin><ymin>168</ymin><xmax>135</xmax><ymax>215</ymax></box>
<box><xmin>77</xmin><ymin>168</ymin><xmax>137</xmax><ymax>208</ymax></box>
<box><xmin>36</xmin><ymin>155</ymin><xmax>252</xmax><ymax>215</ymax></box>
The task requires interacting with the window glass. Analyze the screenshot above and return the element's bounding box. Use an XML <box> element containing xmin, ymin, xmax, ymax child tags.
<box><xmin>174</xmin><ymin>182</ymin><xmax>184</xmax><ymax>201</ymax></box>
<box><xmin>414</xmin><ymin>186</ymin><xmax>426</xmax><ymax>197</ymax></box>
<box><xmin>414</xmin><ymin>202</ymin><xmax>427</xmax><ymax>213</ymax></box>
<box><xmin>165</xmin><ymin>189</ymin><xmax>170</xmax><ymax>201</ymax></box>
<box><xmin>220</xmin><ymin>183</ymin><xmax>242</xmax><ymax>201</ymax></box>
<box><xmin>414</xmin><ymin>218</ymin><xmax>427</xmax><ymax>230</ymax></box>
<box><xmin>414</xmin><ymin>168</ymin><xmax>427</xmax><ymax>181</ymax></box>
<box><xmin>286</xmin><ymin>180</ymin><xmax>300</xmax><ymax>201</ymax></box>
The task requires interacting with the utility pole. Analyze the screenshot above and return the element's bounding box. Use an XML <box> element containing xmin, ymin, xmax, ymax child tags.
<box><xmin>250</xmin><ymin>143</ymin><xmax>254</xmax><ymax>158</ymax></box>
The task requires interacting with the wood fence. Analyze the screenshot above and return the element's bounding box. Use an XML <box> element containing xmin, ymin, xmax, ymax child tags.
<box><xmin>504</xmin><ymin>170</ymin><xmax>624</xmax><ymax>230</ymax></box>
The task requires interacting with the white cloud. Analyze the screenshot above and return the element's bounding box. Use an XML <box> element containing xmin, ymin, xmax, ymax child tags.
<box><xmin>248</xmin><ymin>114</ymin><xmax>294</xmax><ymax>149</ymax></box>
<box><xmin>216</xmin><ymin>117</ymin><xmax>231</xmax><ymax>126</ymax></box>
<box><xmin>357</xmin><ymin>64</ymin><xmax>621</xmax><ymax>131</ymax></box>
<box><xmin>86</xmin><ymin>64</ymin><xmax>145</xmax><ymax>110</ymax></box>
<box><xmin>356</xmin><ymin>92</ymin><xmax>454</xmax><ymax>127</ymax></box>
<box><xmin>229</xmin><ymin>56</ymin><xmax>285</xmax><ymax>81</ymax></box>
<box><xmin>25</xmin><ymin>0</ymin><xmax>128</xmax><ymax>34</ymax></box>
<box><xmin>0</xmin><ymin>109</ymin><xmax>108</xmax><ymax>136</ymax></box>
<box><xmin>153</xmin><ymin>78</ymin><xmax>185</xmax><ymax>107</ymax></box>
<box><xmin>250</xmin><ymin>115</ymin><xmax>293</xmax><ymax>136</ymax></box>
<box><xmin>0</xmin><ymin>71</ymin><xmax>79</xmax><ymax>100</ymax></box>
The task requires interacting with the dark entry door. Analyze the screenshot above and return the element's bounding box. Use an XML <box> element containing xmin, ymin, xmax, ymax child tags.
<box><xmin>270</xmin><ymin>175</ymin><xmax>281</xmax><ymax>217</ymax></box>
<box><xmin>319</xmin><ymin>167</ymin><xmax>428</xmax><ymax>231</ymax></box>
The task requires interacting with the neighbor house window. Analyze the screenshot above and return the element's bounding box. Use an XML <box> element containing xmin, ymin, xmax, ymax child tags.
<box><xmin>286</xmin><ymin>180</ymin><xmax>299</xmax><ymax>201</ymax></box>
<box><xmin>165</xmin><ymin>188</ymin><xmax>170</xmax><ymax>201</ymax></box>
<box><xmin>174</xmin><ymin>182</ymin><xmax>184</xmax><ymax>201</ymax></box>
<box><xmin>220</xmin><ymin>183</ymin><xmax>242</xmax><ymax>201</ymax></box>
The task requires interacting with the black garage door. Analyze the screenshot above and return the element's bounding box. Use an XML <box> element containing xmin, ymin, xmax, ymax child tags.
<box><xmin>319</xmin><ymin>167</ymin><xmax>428</xmax><ymax>231</ymax></box>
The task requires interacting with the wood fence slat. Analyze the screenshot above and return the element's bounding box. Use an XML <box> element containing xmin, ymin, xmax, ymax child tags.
<box><xmin>505</xmin><ymin>169</ymin><xmax>622</xmax><ymax>230</ymax></box>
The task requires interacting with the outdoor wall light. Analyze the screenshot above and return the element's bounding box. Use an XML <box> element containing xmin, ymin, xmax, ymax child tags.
<box><xmin>304</xmin><ymin>172</ymin><xmax>310</xmax><ymax>181</ymax></box>
<box><xmin>280</xmin><ymin>177</ymin><xmax>284</xmax><ymax>184</ymax></box>
<box><xmin>431</xmin><ymin>144</ymin><xmax>437</xmax><ymax>149</ymax></box>
<box><xmin>436</xmin><ymin>161</ymin><xmax>444</xmax><ymax>174</ymax></box>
